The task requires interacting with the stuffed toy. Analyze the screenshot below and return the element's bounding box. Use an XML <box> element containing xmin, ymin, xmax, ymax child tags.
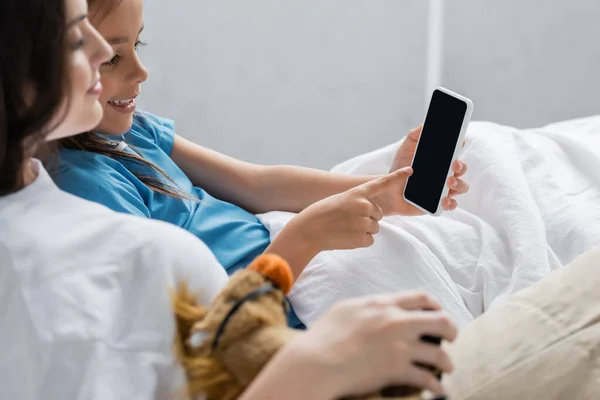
<box><xmin>173</xmin><ymin>254</ymin><xmax>443</xmax><ymax>400</ymax></box>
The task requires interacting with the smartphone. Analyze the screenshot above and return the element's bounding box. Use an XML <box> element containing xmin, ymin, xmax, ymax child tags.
<box><xmin>403</xmin><ymin>87</ymin><xmax>473</xmax><ymax>216</ymax></box>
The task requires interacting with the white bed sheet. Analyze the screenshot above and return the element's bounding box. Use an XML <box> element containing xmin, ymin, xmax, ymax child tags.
<box><xmin>258</xmin><ymin>116</ymin><xmax>600</xmax><ymax>326</ymax></box>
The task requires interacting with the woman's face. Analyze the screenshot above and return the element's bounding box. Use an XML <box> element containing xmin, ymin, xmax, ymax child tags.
<box><xmin>91</xmin><ymin>0</ymin><xmax>148</xmax><ymax>136</ymax></box>
<box><xmin>46</xmin><ymin>0</ymin><xmax>113</xmax><ymax>141</ymax></box>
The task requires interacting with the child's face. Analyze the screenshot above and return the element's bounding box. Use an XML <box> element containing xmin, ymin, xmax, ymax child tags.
<box><xmin>91</xmin><ymin>0</ymin><xmax>147</xmax><ymax>136</ymax></box>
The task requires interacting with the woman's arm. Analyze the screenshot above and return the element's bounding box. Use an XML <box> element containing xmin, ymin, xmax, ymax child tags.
<box><xmin>239</xmin><ymin>291</ymin><xmax>456</xmax><ymax>400</ymax></box>
<box><xmin>238</xmin><ymin>344</ymin><xmax>334</xmax><ymax>400</ymax></box>
<box><xmin>171</xmin><ymin>135</ymin><xmax>375</xmax><ymax>214</ymax></box>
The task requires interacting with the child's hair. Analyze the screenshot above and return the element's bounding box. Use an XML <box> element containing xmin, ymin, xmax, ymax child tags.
<box><xmin>54</xmin><ymin>0</ymin><xmax>195</xmax><ymax>201</ymax></box>
<box><xmin>0</xmin><ymin>0</ymin><xmax>69</xmax><ymax>195</ymax></box>
<box><xmin>58</xmin><ymin>131</ymin><xmax>196</xmax><ymax>200</ymax></box>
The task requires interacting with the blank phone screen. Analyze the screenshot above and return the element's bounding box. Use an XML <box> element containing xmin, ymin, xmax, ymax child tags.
<box><xmin>404</xmin><ymin>90</ymin><xmax>467</xmax><ymax>214</ymax></box>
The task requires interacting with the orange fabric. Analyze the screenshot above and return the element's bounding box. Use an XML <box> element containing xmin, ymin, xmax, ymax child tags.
<box><xmin>247</xmin><ymin>254</ymin><xmax>294</xmax><ymax>295</ymax></box>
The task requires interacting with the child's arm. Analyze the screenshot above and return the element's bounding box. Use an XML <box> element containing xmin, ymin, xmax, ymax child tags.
<box><xmin>170</xmin><ymin>135</ymin><xmax>375</xmax><ymax>214</ymax></box>
<box><xmin>170</xmin><ymin>127</ymin><xmax>468</xmax><ymax>215</ymax></box>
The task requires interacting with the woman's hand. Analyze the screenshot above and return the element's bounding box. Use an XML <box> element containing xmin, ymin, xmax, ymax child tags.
<box><xmin>284</xmin><ymin>167</ymin><xmax>413</xmax><ymax>253</ymax></box>
<box><xmin>255</xmin><ymin>291</ymin><xmax>457</xmax><ymax>400</ymax></box>
<box><xmin>376</xmin><ymin>126</ymin><xmax>469</xmax><ymax>215</ymax></box>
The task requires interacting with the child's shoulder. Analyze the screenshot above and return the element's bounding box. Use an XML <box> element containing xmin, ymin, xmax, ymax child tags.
<box><xmin>131</xmin><ymin>110</ymin><xmax>175</xmax><ymax>136</ymax></box>
<box><xmin>58</xmin><ymin>146</ymin><xmax>122</xmax><ymax>173</ymax></box>
<box><xmin>129</xmin><ymin>110</ymin><xmax>176</xmax><ymax>154</ymax></box>
<box><xmin>53</xmin><ymin>148</ymin><xmax>135</xmax><ymax>192</ymax></box>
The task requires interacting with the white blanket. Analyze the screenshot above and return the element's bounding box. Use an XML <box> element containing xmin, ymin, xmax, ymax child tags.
<box><xmin>258</xmin><ymin>116</ymin><xmax>600</xmax><ymax>326</ymax></box>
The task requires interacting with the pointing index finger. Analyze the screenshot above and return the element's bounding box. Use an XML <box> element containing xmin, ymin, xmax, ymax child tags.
<box><xmin>358</xmin><ymin>167</ymin><xmax>413</xmax><ymax>198</ymax></box>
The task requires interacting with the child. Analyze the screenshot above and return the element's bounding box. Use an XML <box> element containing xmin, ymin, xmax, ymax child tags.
<box><xmin>51</xmin><ymin>0</ymin><xmax>469</xmax><ymax>328</ymax></box>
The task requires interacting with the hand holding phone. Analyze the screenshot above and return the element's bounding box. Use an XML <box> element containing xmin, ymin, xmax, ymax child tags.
<box><xmin>403</xmin><ymin>87</ymin><xmax>473</xmax><ymax>216</ymax></box>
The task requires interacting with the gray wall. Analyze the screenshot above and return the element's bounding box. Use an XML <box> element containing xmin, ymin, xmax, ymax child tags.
<box><xmin>444</xmin><ymin>0</ymin><xmax>600</xmax><ymax>128</ymax></box>
<box><xmin>140</xmin><ymin>0</ymin><xmax>599</xmax><ymax>169</ymax></box>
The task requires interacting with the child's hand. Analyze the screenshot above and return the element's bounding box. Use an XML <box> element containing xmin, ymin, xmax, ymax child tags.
<box><xmin>383</xmin><ymin>126</ymin><xmax>469</xmax><ymax>214</ymax></box>
<box><xmin>287</xmin><ymin>168</ymin><xmax>413</xmax><ymax>252</ymax></box>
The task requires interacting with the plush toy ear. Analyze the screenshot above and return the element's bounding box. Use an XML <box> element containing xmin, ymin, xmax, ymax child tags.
<box><xmin>247</xmin><ymin>254</ymin><xmax>294</xmax><ymax>295</ymax></box>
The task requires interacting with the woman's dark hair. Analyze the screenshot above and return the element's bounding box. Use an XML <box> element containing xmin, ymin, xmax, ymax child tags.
<box><xmin>57</xmin><ymin>0</ymin><xmax>195</xmax><ymax>201</ymax></box>
<box><xmin>0</xmin><ymin>0</ymin><xmax>69</xmax><ymax>195</ymax></box>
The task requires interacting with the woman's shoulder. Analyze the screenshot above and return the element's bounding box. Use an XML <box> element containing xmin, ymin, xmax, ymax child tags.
<box><xmin>2</xmin><ymin>187</ymin><xmax>226</xmax><ymax>303</ymax></box>
<box><xmin>130</xmin><ymin>218</ymin><xmax>228</xmax><ymax>293</ymax></box>
<box><xmin>0</xmin><ymin>200</ymin><xmax>225</xmax><ymax>398</ymax></box>
<box><xmin>96</xmin><ymin>215</ymin><xmax>229</xmax><ymax>304</ymax></box>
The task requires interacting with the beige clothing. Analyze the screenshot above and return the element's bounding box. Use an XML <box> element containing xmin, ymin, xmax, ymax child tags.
<box><xmin>445</xmin><ymin>246</ymin><xmax>600</xmax><ymax>399</ymax></box>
